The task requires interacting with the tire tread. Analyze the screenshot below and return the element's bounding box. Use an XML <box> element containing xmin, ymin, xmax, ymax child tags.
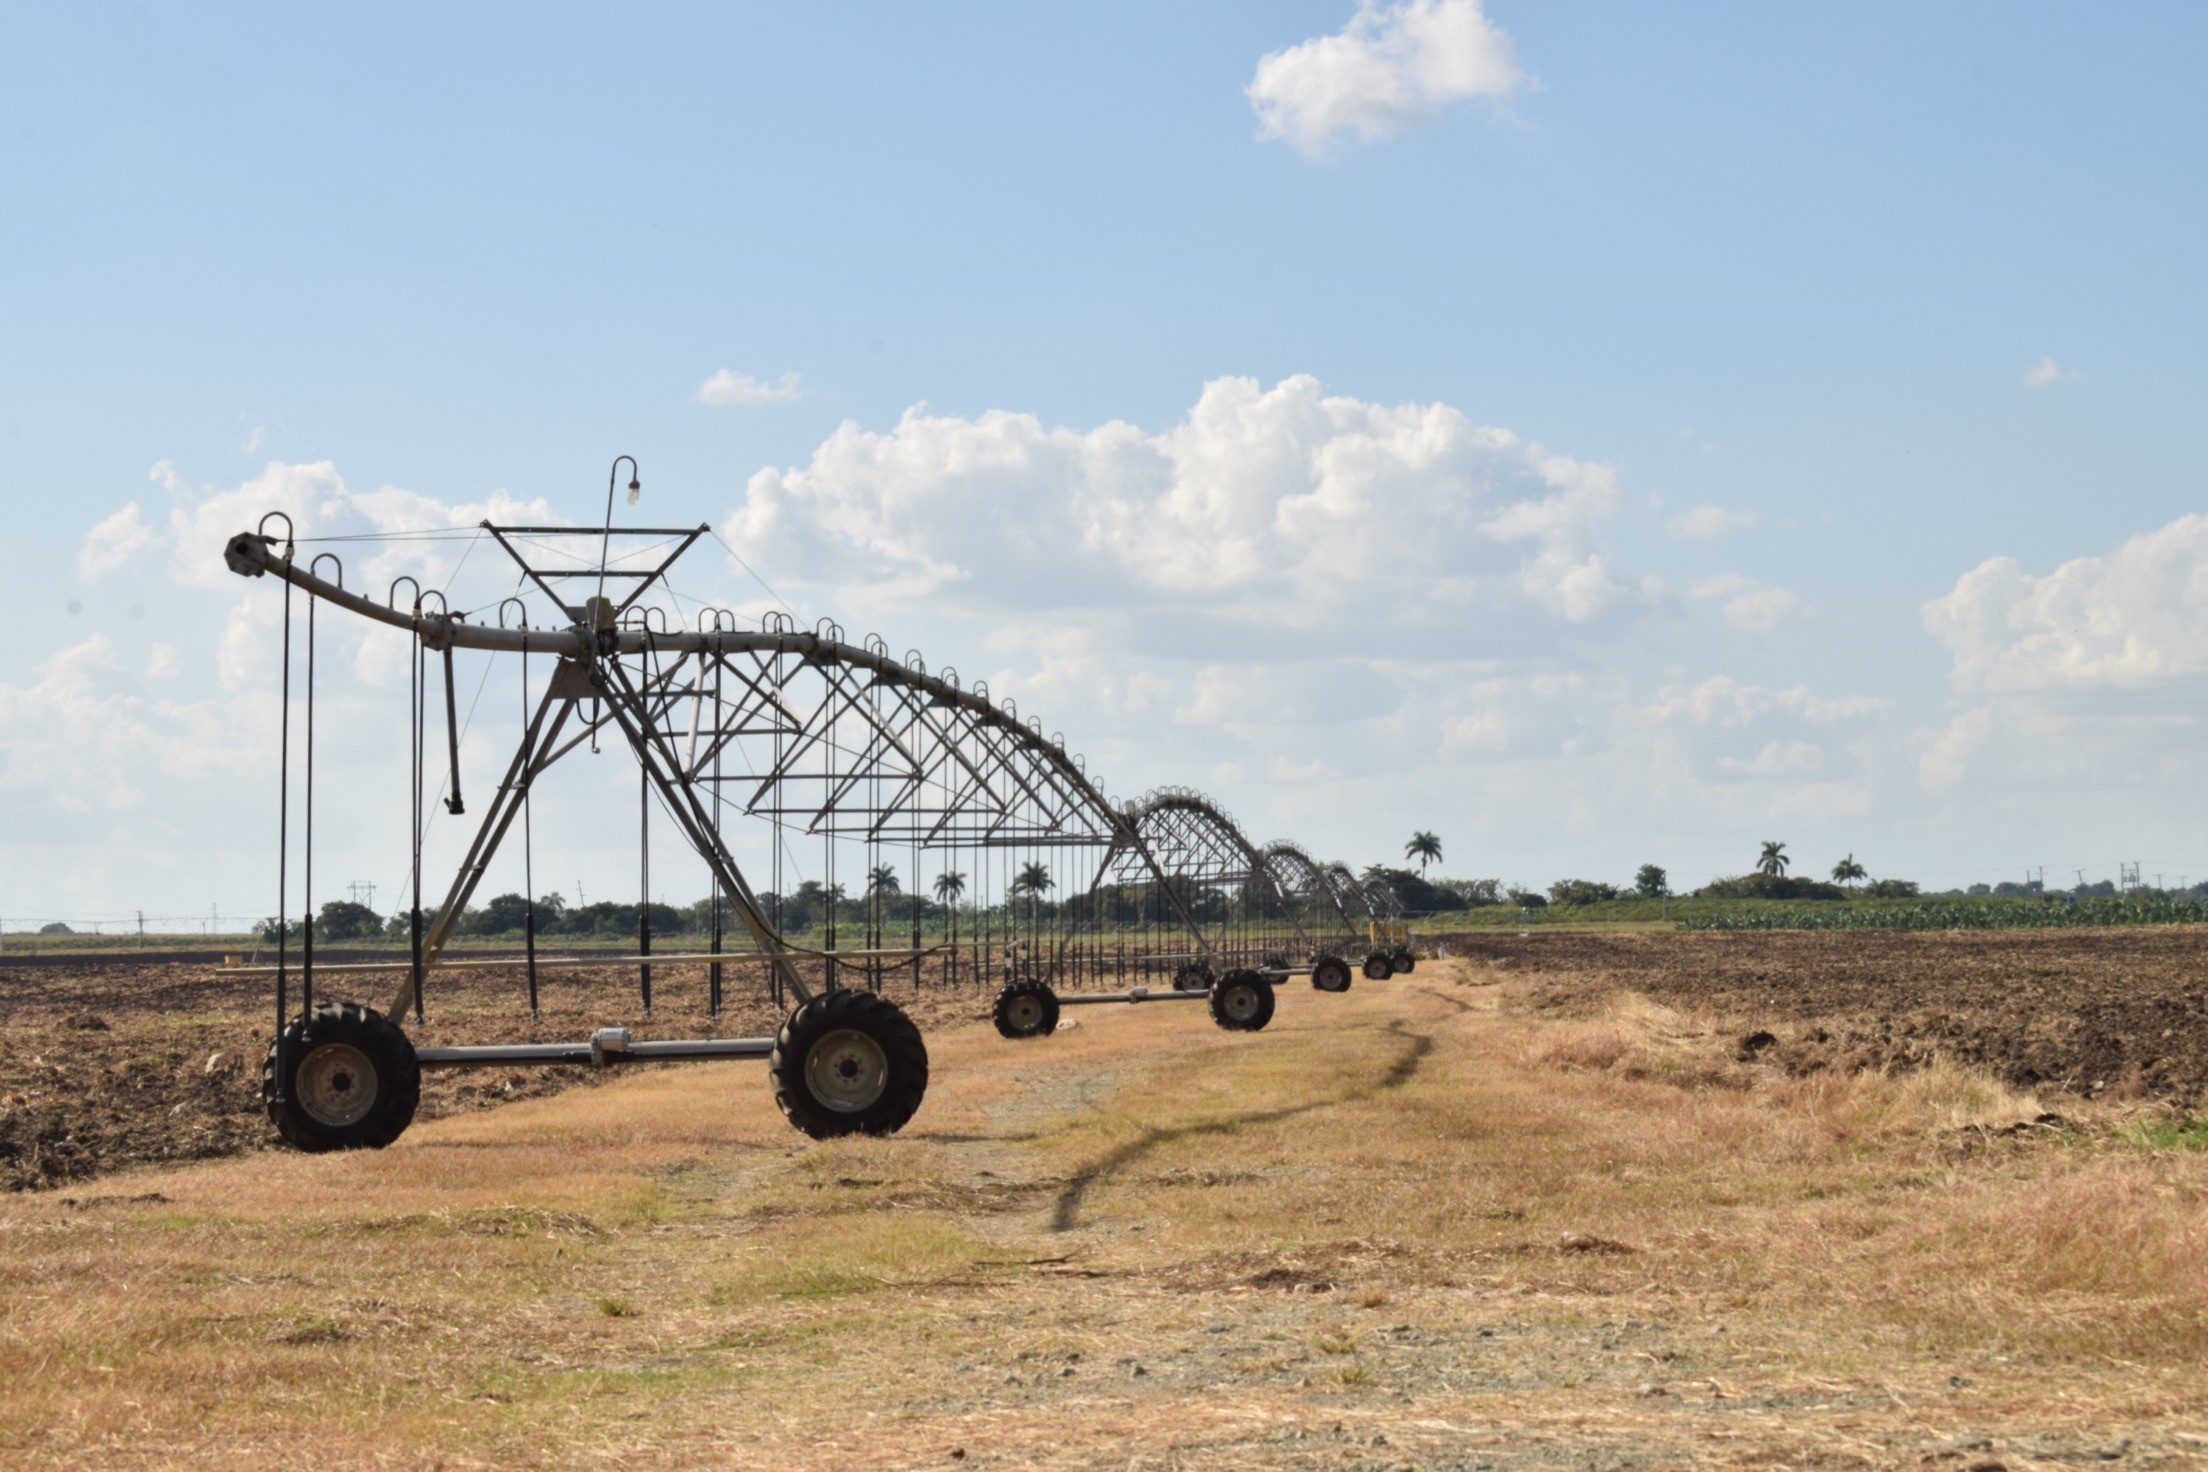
<box><xmin>770</xmin><ymin>989</ymin><xmax>929</xmax><ymax>1139</ymax></box>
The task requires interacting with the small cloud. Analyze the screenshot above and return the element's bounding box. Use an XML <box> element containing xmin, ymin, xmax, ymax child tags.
<box><xmin>2023</xmin><ymin>355</ymin><xmax>2084</xmax><ymax>389</ymax></box>
<box><xmin>1440</xmin><ymin>707</ymin><xmax>1507</xmax><ymax>753</ymax></box>
<box><xmin>1719</xmin><ymin>739</ymin><xmax>1825</xmax><ymax>776</ymax></box>
<box><xmin>1667</xmin><ymin>504</ymin><xmax>1753</xmax><ymax>540</ymax></box>
<box><xmin>1920</xmin><ymin>708</ymin><xmax>1991</xmax><ymax>789</ymax></box>
<box><xmin>696</xmin><ymin>369</ymin><xmax>803</xmax><ymax>407</ymax></box>
<box><xmin>78</xmin><ymin>503</ymin><xmax>159</xmax><ymax>582</ymax></box>
<box><xmin>146</xmin><ymin>644</ymin><xmax>178</xmax><ymax>678</ymax></box>
<box><xmin>1248</xmin><ymin>0</ymin><xmax>1527</xmax><ymax>156</ymax></box>
<box><xmin>1721</xmin><ymin>588</ymin><xmax>1809</xmax><ymax>631</ymax></box>
<box><xmin>1690</xmin><ymin>573</ymin><xmax>1809</xmax><ymax>631</ymax></box>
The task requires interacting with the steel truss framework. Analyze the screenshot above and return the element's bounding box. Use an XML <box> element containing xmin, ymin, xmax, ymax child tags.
<box><xmin>1258</xmin><ymin>840</ymin><xmax>1365</xmax><ymax>954</ymax></box>
<box><xmin>226</xmin><ymin>495</ymin><xmax>1441</xmax><ymax>1151</ymax></box>
<box><xmin>225</xmin><ymin>522</ymin><xmax>1410</xmax><ymax>1032</ymax></box>
<box><xmin>1328</xmin><ymin>863</ymin><xmax>1412</xmax><ymax>955</ymax></box>
<box><xmin>1068</xmin><ymin>788</ymin><xmax>1310</xmax><ymax>976</ymax></box>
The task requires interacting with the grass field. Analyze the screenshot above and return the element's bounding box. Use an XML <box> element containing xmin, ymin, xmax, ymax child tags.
<box><xmin>4</xmin><ymin>953</ymin><xmax>2206</xmax><ymax>1469</ymax></box>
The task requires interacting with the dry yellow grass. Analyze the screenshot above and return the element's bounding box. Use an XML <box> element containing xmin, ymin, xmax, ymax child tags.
<box><xmin>2</xmin><ymin>959</ymin><xmax>2205</xmax><ymax>1468</ymax></box>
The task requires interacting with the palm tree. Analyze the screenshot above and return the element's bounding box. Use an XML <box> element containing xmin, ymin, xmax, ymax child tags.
<box><xmin>1831</xmin><ymin>854</ymin><xmax>1866</xmax><ymax>889</ymax></box>
<box><xmin>863</xmin><ymin>864</ymin><xmax>900</xmax><ymax>926</ymax></box>
<box><xmin>1011</xmin><ymin>861</ymin><xmax>1054</xmax><ymax>934</ymax></box>
<box><xmin>1405</xmin><ymin>831</ymin><xmax>1443</xmax><ymax>873</ymax></box>
<box><xmin>1756</xmin><ymin>841</ymin><xmax>1790</xmax><ymax>878</ymax></box>
<box><xmin>932</xmin><ymin>870</ymin><xmax>966</xmax><ymax>971</ymax></box>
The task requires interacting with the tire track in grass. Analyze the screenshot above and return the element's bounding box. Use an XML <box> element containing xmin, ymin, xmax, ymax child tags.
<box><xmin>1049</xmin><ymin>1004</ymin><xmax>1453</xmax><ymax>1232</ymax></box>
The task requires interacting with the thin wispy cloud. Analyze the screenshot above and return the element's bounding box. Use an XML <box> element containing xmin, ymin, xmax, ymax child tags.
<box><xmin>1247</xmin><ymin>0</ymin><xmax>1527</xmax><ymax>157</ymax></box>
<box><xmin>2023</xmin><ymin>355</ymin><xmax>2084</xmax><ymax>389</ymax></box>
<box><xmin>696</xmin><ymin>369</ymin><xmax>804</xmax><ymax>407</ymax></box>
<box><xmin>1667</xmin><ymin>504</ymin><xmax>1754</xmax><ymax>540</ymax></box>
<box><xmin>76</xmin><ymin>503</ymin><xmax>157</xmax><ymax>582</ymax></box>
<box><xmin>1690</xmin><ymin>573</ymin><xmax>1810</xmax><ymax>632</ymax></box>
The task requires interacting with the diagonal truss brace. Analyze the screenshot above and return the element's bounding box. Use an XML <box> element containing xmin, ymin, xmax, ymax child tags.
<box><xmin>394</xmin><ymin>655</ymin><xmax>812</xmax><ymax>1020</ymax></box>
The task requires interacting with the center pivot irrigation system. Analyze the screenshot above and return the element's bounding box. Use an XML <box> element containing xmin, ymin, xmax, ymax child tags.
<box><xmin>225</xmin><ymin>459</ymin><xmax>1421</xmax><ymax>1152</ymax></box>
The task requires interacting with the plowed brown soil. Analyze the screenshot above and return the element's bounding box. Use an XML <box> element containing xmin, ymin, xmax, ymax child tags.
<box><xmin>12</xmin><ymin>927</ymin><xmax>2207</xmax><ymax>1195</ymax></box>
<box><xmin>1438</xmin><ymin>925</ymin><xmax>2208</xmax><ymax>1105</ymax></box>
<box><xmin>0</xmin><ymin>957</ymin><xmax>989</xmax><ymax>1192</ymax></box>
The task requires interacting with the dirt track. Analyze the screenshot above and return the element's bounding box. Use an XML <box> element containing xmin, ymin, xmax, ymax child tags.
<box><xmin>1440</xmin><ymin>927</ymin><xmax>2208</xmax><ymax>1105</ymax></box>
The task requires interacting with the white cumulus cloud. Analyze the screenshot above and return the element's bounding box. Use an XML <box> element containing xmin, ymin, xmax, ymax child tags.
<box><xmin>1247</xmin><ymin>0</ymin><xmax>1526</xmax><ymax>156</ymax></box>
<box><xmin>0</xmin><ymin>635</ymin><xmax>268</xmax><ymax>812</ymax></box>
<box><xmin>696</xmin><ymin>369</ymin><xmax>804</xmax><ymax>407</ymax></box>
<box><xmin>729</xmin><ymin>374</ymin><xmax>1634</xmax><ymax>639</ymax></box>
<box><xmin>1924</xmin><ymin>513</ymin><xmax>2208</xmax><ymax>692</ymax></box>
<box><xmin>78</xmin><ymin>502</ymin><xmax>159</xmax><ymax>581</ymax></box>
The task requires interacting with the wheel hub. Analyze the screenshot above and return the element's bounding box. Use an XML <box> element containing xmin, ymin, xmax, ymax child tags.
<box><xmin>295</xmin><ymin>1041</ymin><xmax>378</xmax><ymax>1127</ymax></box>
<box><xmin>805</xmin><ymin>1028</ymin><xmax>889</xmax><ymax>1112</ymax></box>
<box><xmin>1007</xmin><ymin>995</ymin><xmax>1042</xmax><ymax>1030</ymax></box>
<box><xmin>1222</xmin><ymin>985</ymin><xmax>1261</xmax><ymax>1021</ymax></box>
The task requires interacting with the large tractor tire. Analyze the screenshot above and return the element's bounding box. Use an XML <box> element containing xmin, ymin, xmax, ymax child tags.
<box><xmin>1391</xmin><ymin>946</ymin><xmax>1417</xmax><ymax>975</ymax></box>
<box><xmin>263</xmin><ymin>1001</ymin><xmax>421</xmax><ymax>1153</ymax></box>
<box><xmin>771</xmin><ymin>989</ymin><xmax>929</xmax><ymax>1138</ymax></box>
<box><xmin>1172</xmin><ymin>960</ymin><xmax>1213</xmax><ymax>993</ymax></box>
<box><xmin>992</xmin><ymin>980</ymin><xmax>1060</xmax><ymax>1040</ymax></box>
<box><xmin>1361</xmin><ymin>952</ymin><xmax>1396</xmax><ymax>981</ymax></box>
<box><xmin>1309</xmin><ymin>956</ymin><xmax>1353</xmax><ymax>993</ymax></box>
<box><xmin>1209</xmin><ymin>970</ymin><xmax>1276</xmax><ymax>1032</ymax></box>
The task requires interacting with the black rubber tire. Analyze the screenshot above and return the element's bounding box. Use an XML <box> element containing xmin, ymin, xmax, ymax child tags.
<box><xmin>262</xmin><ymin>1001</ymin><xmax>421</xmax><ymax>1153</ymax></box>
<box><xmin>771</xmin><ymin>989</ymin><xmax>929</xmax><ymax>1138</ymax></box>
<box><xmin>1362</xmin><ymin>952</ymin><xmax>1395</xmax><ymax>981</ymax></box>
<box><xmin>1209</xmin><ymin>970</ymin><xmax>1276</xmax><ymax>1032</ymax></box>
<box><xmin>1260</xmin><ymin>953</ymin><xmax>1291</xmax><ymax>973</ymax></box>
<box><xmin>1172</xmin><ymin>961</ymin><xmax>1213</xmax><ymax>993</ymax></box>
<box><xmin>1309</xmin><ymin>956</ymin><xmax>1353</xmax><ymax>993</ymax></box>
<box><xmin>1391</xmin><ymin>946</ymin><xmax>1417</xmax><ymax>974</ymax></box>
<box><xmin>992</xmin><ymin>980</ymin><xmax>1060</xmax><ymax>1040</ymax></box>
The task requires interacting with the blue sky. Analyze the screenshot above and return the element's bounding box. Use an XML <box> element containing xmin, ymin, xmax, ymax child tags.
<box><xmin>6</xmin><ymin>2</ymin><xmax>2208</xmax><ymax>925</ymax></box>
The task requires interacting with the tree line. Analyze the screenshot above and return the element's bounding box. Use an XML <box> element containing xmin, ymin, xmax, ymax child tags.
<box><xmin>263</xmin><ymin>837</ymin><xmax>1962</xmax><ymax>940</ymax></box>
